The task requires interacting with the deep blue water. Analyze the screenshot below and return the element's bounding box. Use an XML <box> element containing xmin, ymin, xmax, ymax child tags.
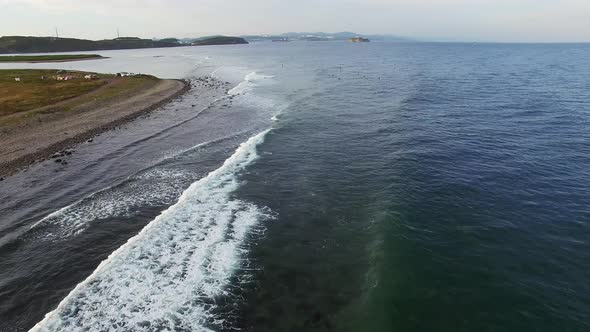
<box><xmin>232</xmin><ymin>42</ymin><xmax>590</xmax><ymax>331</ymax></box>
<box><xmin>1</xmin><ymin>42</ymin><xmax>590</xmax><ymax>331</ymax></box>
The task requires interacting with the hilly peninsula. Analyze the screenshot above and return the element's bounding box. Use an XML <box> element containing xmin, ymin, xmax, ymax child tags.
<box><xmin>0</xmin><ymin>36</ymin><xmax>248</xmax><ymax>54</ymax></box>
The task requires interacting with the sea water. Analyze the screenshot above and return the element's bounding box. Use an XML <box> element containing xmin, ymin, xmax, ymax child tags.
<box><xmin>1</xmin><ymin>42</ymin><xmax>590</xmax><ymax>331</ymax></box>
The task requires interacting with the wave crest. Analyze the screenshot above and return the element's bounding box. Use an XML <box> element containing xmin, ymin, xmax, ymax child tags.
<box><xmin>30</xmin><ymin>130</ymin><xmax>272</xmax><ymax>332</ymax></box>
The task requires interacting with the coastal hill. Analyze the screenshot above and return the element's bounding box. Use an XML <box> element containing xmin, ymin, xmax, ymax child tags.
<box><xmin>180</xmin><ymin>36</ymin><xmax>249</xmax><ymax>46</ymax></box>
<box><xmin>0</xmin><ymin>36</ymin><xmax>248</xmax><ymax>54</ymax></box>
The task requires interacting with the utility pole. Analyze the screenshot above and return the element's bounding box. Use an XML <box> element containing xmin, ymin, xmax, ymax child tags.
<box><xmin>55</xmin><ymin>27</ymin><xmax>59</xmax><ymax>38</ymax></box>
<box><xmin>117</xmin><ymin>28</ymin><xmax>120</xmax><ymax>39</ymax></box>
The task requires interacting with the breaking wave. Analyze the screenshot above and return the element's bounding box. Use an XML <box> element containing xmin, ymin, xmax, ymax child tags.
<box><xmin>27</xmin><ymin>136</ymin><xmax>236</xmax><ymax>240</ymax></box>
<box><xmin>30</xmin><ymin>130</ymin><xmax>272</xmax><ymax>332</ymax></box>
<box><xmin>227</xmin><ymin>72</ymin><xmax>274</xmax><ymax>96</ymax></box>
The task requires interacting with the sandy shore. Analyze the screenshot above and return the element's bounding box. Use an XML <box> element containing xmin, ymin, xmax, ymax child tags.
<box><xmin>0</xmin><ymin>79</ymin><xmax>189</xmax><ymax>177</ymax></box>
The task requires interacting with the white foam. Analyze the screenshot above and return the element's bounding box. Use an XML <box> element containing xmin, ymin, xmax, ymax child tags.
<box><xmin>245</xmin><ymin>72</ymin><xmax>275</xmax><ymax>81</ymax></box>
<box><xmin>227</xmin><ymin>81</ymin><xmax>250</xmax><ymax>96</ymax></box>
<box><xmin>227</xmin><ymin>71</ymin><xmax>274</xmax><ymax>96</ymax></box>
<box><xmin>28</xmin><ymin>138</ymin><xmax>226</xmax><ymax>239</ymax></box>
<box><xmin>30</xmin><ymin>129</ymin><xmax>272</xmax><ymax>332</ymax></box>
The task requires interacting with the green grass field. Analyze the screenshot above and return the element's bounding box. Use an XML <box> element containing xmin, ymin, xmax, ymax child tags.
<box><xmin>0</xmin><ymin>69</ymin><xmax>107</xmax><ymax>117</ymax></box>
<box><xmin>0</xmin><ymin>69</ymin><xmax>157</xmax><ymax>124</ymax></box>
<box><xmin>0</xmin><ymin>54</ymin><xmax>103</xmax><ymax>62</ymax></box>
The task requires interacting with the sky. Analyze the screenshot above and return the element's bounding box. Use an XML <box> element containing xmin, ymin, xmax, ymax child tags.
<box><xmin>1</xmin><ymin>0</ymin><xmax>589</xmax><ymax>42</ymax></box>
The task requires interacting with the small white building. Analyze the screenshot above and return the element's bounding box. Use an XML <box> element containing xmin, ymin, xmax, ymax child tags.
<box><xmin>14</xmin><ymin>77</ymin><xmax>21</xmax><ymax>82</ymax></box>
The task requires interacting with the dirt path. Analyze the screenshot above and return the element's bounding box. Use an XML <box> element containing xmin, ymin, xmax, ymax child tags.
<box><xmin>0</xmin><ymin>79</ymin><xmax>189</xmax><ymax>176</ymax></box>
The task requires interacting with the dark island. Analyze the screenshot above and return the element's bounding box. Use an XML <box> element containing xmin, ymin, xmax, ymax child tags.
<box><xmin>0</xmin><ymin>54</ymin><xmax>105</xmax><ymax>63</ymax></box>
<box><xmin>0</xmin><ymin>36</ymin><xmax>248</xmax><ymax>54</ymax></box>
<box><xmin>191</xmin><ymin>36</ymin><xmax>249</xmax><ymax>46</ymax></box>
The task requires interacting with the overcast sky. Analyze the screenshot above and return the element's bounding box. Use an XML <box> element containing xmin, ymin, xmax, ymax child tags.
<box><xmin>1</xmin><ymin>0</ymin><xmax>589</xmax><ymax>42</ymax></box>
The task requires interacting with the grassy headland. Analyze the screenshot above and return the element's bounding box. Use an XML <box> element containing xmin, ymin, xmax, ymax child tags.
<box><xmin>1</xmin><ymin>69</ymin><xmax>107</xmax><ymax>118</ymax></box>
<box><xmin>0</xmin><ymin>54</ymin><xmax>104</xmax><ymax>63</ymax></box>
<box><xmin>0</xmin><ymin>69</ymin><xmax>156</xmax><ymax>123</ymax></box>
<box><xmin>0</xmin><ymin>69</ymin><xmax>188</xmax><ymax>175</ymax></box>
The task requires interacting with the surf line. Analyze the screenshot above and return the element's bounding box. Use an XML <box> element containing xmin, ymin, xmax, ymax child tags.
<box><xmin>30</xmin><ymin>129</ymin><xmax>273</xmax><ymax>332</ymax></box>
<box><xmin>27</xmin><ymin>130</ymin><xmax>254</xmax><ymax>243</ymax></box>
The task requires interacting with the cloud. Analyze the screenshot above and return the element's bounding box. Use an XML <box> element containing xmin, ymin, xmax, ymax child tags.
<box><xmin>0</xmin><ymin>0</ymin><xmax>169</xmax><ymax>14</ymax></box>
<box><xmin>1</xmin><ymin>0</ymin><xmax>589</xmax><ymax>41</ymax></box>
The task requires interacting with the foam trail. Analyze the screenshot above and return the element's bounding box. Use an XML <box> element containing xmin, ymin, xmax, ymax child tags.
<box><xmin>227</xmin><ymin>72</ymin><xmax>274</xmax><ymax>96</ymax></box>
<box><xmin>27</xmin><ymin>137</ymin><xmax>231</xmax><ymax>239</ymax></box>
<box><xmin>30</xmin><ymin>129</ymin><xmax>272</xmax><ymax>332</ymax></box>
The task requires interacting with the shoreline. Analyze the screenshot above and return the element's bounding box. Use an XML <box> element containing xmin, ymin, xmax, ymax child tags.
<box><xmin>0</xmin><ymin>79</ymin><xmax>190</xmax><ymax>177</ymax></box>
<box><xmin>0</xmin><ymin>55</ymin><xmax>108</xmax><ymax>63</ymax></box>
<box><xmin>4</xmin><ymin>57</ymin><xmax>109</xmax><ymax>64</ymax></box>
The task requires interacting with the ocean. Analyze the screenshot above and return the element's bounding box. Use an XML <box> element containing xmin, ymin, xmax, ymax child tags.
<box><xmin>1</xmin><ymin>42</ymin><xmax>590</xmax><ymax>331</ymax></box>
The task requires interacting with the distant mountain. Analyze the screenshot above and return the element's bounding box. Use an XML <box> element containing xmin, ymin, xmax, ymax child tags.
<box><xmin>239</xmin><ymin>35</ymin><xmax>281</xmax><ymax>42</ymax></box>
<box><xmin>363</xmin><ymin>34</ymin><xmax>414</xmax><ymax>42</ymax></box>
<box><xmin>281</xmin><ymin>32</ymin><xmax>357</xmax><ymax>40</ymax></box>
<box><xmin>0</xmin><ymin>35</ymin><xmax>247</xmax><ymax>54</ymax></box>
<box><xmin>241</xmin><ymin>32</ymin><xmax>412</xmax><ymax>42</ymax></box>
